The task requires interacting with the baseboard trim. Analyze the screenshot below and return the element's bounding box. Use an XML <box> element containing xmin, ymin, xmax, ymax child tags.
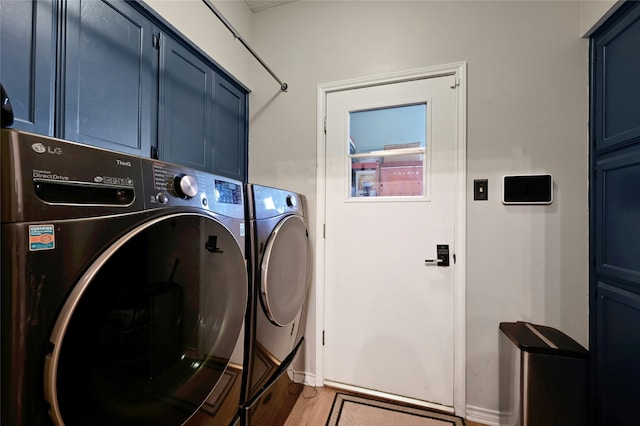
<box><xmin>290</xmin><ymin>368</ymin><xmax>317</xmax><ymax>387</ymax></box>
<box><xmin>465</xmin><ymin>405</ymin><xmax>500</xmax><ymax>426</ymax></box>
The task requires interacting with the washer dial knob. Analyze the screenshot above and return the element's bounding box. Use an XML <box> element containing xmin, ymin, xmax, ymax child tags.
<box><xmin>157</xmin><ymin>193</ymin><xmax>169</xmax><ymax>204</ymax></box>
<box><xmin>286</xmin><ymin>194</ymin><xmax>297</xmax><ymax>208</ymax></box>
<box><xmin>174</xmin><ymin>174</ymin><xmax>199</xmax><ymax>199</ymax></box>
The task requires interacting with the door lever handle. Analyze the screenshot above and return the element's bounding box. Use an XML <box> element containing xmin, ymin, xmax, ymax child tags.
<box><xmin>425</xmin><ymin>244</ymin><xmax>450</xmax><ymax>267</ymax></box>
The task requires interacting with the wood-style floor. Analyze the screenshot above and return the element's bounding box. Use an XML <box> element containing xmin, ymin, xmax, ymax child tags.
<box><xmin>283</xmin><ymin>386</ymin><xmax>488</xmax><ymax>426</ymax></box>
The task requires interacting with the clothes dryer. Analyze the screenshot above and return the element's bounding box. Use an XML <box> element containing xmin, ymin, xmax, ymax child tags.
<box><xmin>1</xmin><ymin>129</ymin><xmax>248</xmax><ymax>425</ymax></box>
<box><xmin>241</xmin><ymin>184</ymin><xmax>311</xmax><ymax>425</ymax></box>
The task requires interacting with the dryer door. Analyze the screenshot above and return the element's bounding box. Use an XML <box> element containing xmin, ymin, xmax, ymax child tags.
<box><xmin>44</xmin><ymin>212</ymin><xmax>247</xmax><ymax>426</ymax></box>
<box><xmin>260</xmin><ymin>214</ymin><xmax>311</xmax><ymax>326</ymax></box>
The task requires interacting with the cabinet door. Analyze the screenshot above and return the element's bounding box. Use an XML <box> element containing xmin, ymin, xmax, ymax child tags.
<box><xmin>64</xmin><ymin>0</ymin><xmax>155</xmax><ymax>156</ymax></box>
<box><xmin>591</xmin><ymin>2</ymin><xmax>640</xmax><ymax>425</ymax></box>
<box><xmin>592</xmin><ymin>145</ymin><xmax>640</xmax><ymax>425</ymax></box>
<box><xmin>159</xmin><ymin>36</ymin><xmax>213</xmax><ymax>172</ymax></box>
<box><xmin>0</xmin><ymin>0</ymin><xmax>56</xmax><ymax>135</ymax></box>
<box><xmin>212</xmin><ymin>74</ymin><xmax>247</xmax><ymax>181</ymax></box>
<box><xmin>593</xmin><ymin>3</ymin><xmax>640</xmax><ymax>152</ymax></box>
<box><xmin>595</xmin><ymin>284</ymin><xmax>640</xmax><ymax>426</ymax></box>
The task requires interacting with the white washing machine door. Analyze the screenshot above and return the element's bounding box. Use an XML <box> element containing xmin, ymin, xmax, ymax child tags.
<box><xmin>260</xmin><ymin>215</ymin><xmax>310</xmax><ymax>327</ymax></box>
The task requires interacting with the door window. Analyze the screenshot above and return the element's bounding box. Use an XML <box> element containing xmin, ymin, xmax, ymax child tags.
<box><xmin>349</xmin><ymin>103</ymin><xmax>428</xmax><ymax>199</ymax></box>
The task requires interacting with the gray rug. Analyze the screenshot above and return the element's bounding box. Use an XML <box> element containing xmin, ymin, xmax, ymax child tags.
<box><xmin>326</xmin><ymin>393</ymin><xmax>465</xmax><ymax>426</ymax></box>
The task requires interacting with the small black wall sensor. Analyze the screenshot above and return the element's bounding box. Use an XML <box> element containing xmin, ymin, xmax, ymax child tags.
<box><xmin>502</xmin><ymin>174</ymin><xmax>553</xmax><ymax>205</ymax></box>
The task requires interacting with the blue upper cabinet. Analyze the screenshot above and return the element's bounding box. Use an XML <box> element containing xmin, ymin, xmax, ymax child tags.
<box><xmin>159</xmin><ymin>35</ymin><xmax>247</xmax><ymax>181</ymax></box>
<box><xmin>593</xmin><ymin>4</ymin><xmax>640</xmax><ymax>152</ymax></box>
<box><xmin>0</xmin><ymin>0</ymin><xmax>56</xmax><ymax>135</ymax></box>
<box><xmin>212</xmin><ymin>74</ymin><xmax>247</xmax><ymax>182</ymax></box>
<box><xmin>1</xmin><ymin>0</ymin><xmax>247</xmax><ymax>180</ymax></box>
<box><xmin>159</xmin><ymin>36</ymin><xmax>213</xmax><ymax>172</ymax></box>
<box><xmin>63</xmin><ymin>0</ymin><xmax>156</xmax><ymax>157</ymax></box>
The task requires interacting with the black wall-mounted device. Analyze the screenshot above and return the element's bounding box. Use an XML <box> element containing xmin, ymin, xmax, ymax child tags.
<box><xmin>474</xmin><ymin>179</ymin><xmax>488</xmax><ymax>200</ymax></box>
<box><xmin>502</xmin><ymin>174</ymin><xmax>553</xmax><ymax>205</ymax></box>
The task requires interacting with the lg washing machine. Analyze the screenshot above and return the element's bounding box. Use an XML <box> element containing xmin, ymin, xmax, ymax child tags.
<box><xmin>1</xmin><ymin>129</ymin><xmax>248</xmax><ymax>425</ymax></box>
<box><xmin>241</xmin><ymin>184</ymin><xmax>311</xmax><ymax>425</ymax></box>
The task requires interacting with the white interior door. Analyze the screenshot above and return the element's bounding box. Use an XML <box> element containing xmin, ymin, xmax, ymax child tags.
<box><xmin>323</xmin><ymin>75</ymin><xmax>459</xmax><ymax>409</ymax></box>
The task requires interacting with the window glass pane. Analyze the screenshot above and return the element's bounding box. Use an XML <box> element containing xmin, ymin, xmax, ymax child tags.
<box><xmin>349</xmin><ymin>104</ymin><xmax>426</xmax><ymax>198</ymax></box>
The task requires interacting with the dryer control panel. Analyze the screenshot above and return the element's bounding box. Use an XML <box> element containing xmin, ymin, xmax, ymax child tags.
<box><xmin>250</xmin><ymin>184</ymin><xmax>305</xmax><ymax>220</ymax></box>
<box><xmin>141</xmin><ymin>159</ymin><xmax>244</xmax><ymax>219</ymax></box>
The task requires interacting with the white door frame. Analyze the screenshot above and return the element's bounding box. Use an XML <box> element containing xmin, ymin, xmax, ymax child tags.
<box><xmin>314</xmin><ymin>62</ymin><xmax>467</xmax><ymax>415</ymax></box>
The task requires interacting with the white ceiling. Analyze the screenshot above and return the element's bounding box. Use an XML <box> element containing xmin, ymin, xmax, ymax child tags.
<box><xmin>245</xmin><ymin>0</ymin><xmax>299</xmax><ymax>13</ymax></box>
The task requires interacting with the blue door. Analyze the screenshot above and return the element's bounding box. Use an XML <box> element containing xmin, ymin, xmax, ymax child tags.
<box><xmin>591</xmin><ymin>2</ymin><xmax>640</xmax><ymax>424</ymax></box>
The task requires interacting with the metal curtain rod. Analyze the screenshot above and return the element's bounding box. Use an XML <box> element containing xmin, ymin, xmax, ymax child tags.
<box><xmin>201</xmin><ymin>0</ymin><xmax>288</xmax><ymax>92</ymax></box>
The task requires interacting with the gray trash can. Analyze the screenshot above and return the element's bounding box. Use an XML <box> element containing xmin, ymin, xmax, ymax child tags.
<box><xmin>499</xmin><ymin>321</ymin><xmax>588</xmax><ymax>426</ymax></box>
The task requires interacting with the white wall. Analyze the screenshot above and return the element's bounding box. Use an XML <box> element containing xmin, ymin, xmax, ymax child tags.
<box><xmin>580</xmin><ymin>0</ymin><xmax>622</xmax><ymax>36</ymax></box>
<box><xmin>144</xmin><ymin>0</ymin><xmax>257</xmax><ymax>91</ymax></box>
<box><xmin>246</xmin><ymin>0</ymin><xmax>589</xmax><ymax>421</ymax></box>
<box><xmin>145</xmin><ymin>0</ymin><xmax>593</xmax><ymax>421</ymax></box>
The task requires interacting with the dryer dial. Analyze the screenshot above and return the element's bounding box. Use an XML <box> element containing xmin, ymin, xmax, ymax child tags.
<box><xmin>286</xmin><ymin>194</ymin><xmax>297</xmax><ymax>208</ymax></box>
<box><xmin>174</xmin><ymin>174</ymin><xmax>199</xmax><ymax>199</ymax></box>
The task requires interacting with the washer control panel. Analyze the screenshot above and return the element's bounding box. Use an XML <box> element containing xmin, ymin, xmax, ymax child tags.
<box><xmin>1</xmin><ymin>128</ymin><xmax>145</xmax><ymax>223</ymax></box>
<box><xmin>142</xmin><ymin>159</ymin><xmax>244</xmax><ymax>219</ymax></box>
